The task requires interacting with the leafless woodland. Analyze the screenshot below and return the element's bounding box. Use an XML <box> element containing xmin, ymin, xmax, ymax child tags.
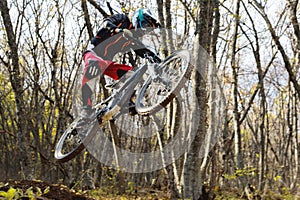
<box><xmin>1</xmin><ymin>0</ymin><xmax>300</xmax><ymax>199</ymax></box>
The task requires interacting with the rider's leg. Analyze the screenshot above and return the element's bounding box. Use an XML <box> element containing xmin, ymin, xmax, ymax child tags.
<box><xmin>81</xmin><ymin>51</ymin><xmax>112</xmax><ymax>119</ymax></box>
<box><xmin>105</xmin><ymin>69</ymin><xmax>135</xmax><ymax>90</ymax></box>
<box><xmin>81</xmin><ymin>51</ymin><xmax>133</xmax><ymax>118</ymax></box>
<box><xmin>103</xmin><ymin>63</ymin><xmax>132</xmax><ymax>80</ymax></box>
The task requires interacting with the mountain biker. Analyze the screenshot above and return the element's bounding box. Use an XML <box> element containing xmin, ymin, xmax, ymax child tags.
<box><xmin>81</xmin><ymin>8</ymin><xmax>161</xmax><ymax>120</ymax></box>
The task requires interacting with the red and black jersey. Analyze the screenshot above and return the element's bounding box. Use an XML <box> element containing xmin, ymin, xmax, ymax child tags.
<box><xmin>91</xmin><ymin>14</ymin><xmax>132</xmax><ymax>47</ymax></box>
<box><xmin>89</xmin><ymin>13</ymin><xmax>159</xmax><ymax>62</ymax></box>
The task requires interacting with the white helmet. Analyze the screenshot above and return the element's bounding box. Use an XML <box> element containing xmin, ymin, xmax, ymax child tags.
<box><xmin>132</xmin><ymin>8</ymin><xmax>160</xmax><ymax>29</ymax></box>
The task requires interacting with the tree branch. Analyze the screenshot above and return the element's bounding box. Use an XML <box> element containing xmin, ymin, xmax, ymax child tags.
<box><xmin>250</xmin><ymin>0</ymin><xmax>300</xmax><ymax>99</ymax></box>
<box><xmin>86</xmin><ymin>0</ymin><xmax>109</xmax><ymax>18</ymax></box>
<box><xmin>81</xmin><ymin>0</ymin><xmax>94</xmax><ymax>39</ymax></box>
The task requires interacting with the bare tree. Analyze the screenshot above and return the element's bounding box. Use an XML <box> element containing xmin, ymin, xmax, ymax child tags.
<box><xmin>0</xmin><ymin>0</ymin><xmax>32</xmax><ymax>179</ymax></box>
<box><xmin>250</xmin><ymin>0</ymin><xmax>300</xmax><ymax>99</ymax></box>
<box><xmin>182</xmin><ymin>0</ymin><xmax>217</xmax><ymax>199</ymax></box>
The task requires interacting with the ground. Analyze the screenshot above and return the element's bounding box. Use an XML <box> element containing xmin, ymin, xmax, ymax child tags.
<box><xmin>0</xmin><ymin>180</ymin><xmax>171</xmax><ymax>200</ymax></box>
<box><xmin>2</xmin><ymin>180</ymin><xmax>298</xmax><ymax>199</ymax></box>
<box><xmin>0</xmin><ymin>180</ymin><xmax>94</xmax><ymax>200</ymax></box>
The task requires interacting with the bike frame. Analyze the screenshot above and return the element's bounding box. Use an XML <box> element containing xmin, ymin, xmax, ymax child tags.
<box><xmin>92</xmin><ymin>33</ymin><xmax>162</xmax><ymax>123</ymax></box>
<box><xmin>94</xmin><ymin>62</ymin><xmax>152</xmax><ymax>123</ymax></box>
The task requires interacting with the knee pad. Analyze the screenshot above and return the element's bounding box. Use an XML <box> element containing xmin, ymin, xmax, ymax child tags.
<box><xmin>85</xmin><ymin>60</ymin><xmax>101</xmax><ymax>80</ymax></box>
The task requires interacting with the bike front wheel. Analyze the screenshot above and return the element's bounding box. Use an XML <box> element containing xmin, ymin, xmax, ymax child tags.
<box><xmin>136</xmin><ymin>50</ymin><xmax>192</xmax><ymax>115</ymax></box>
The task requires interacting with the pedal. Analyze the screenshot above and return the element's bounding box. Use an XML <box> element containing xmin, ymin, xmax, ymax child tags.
<box><xmin>96</xmin><ymin>107</ymin><xmax>109</xmax><ymax>125</ymax></box>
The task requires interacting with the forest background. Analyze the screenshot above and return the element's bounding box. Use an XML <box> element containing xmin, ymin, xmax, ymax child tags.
<box><xmin>1</xmin><ymin>0</ymin><xmax>300</xmax><ymax>199</ymax></box>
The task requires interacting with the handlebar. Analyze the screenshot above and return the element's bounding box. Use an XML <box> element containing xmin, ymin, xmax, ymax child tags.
<box><xmin>121</xmin><ymin>32</ymin><xmax>161</xmax><ymax>64</ymax></box>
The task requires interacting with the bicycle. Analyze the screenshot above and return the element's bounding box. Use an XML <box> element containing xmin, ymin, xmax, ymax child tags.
<box><xmin>54</xmin><ymin>36</ymin><xmax>193</xmax><ymax>163</ymax></box>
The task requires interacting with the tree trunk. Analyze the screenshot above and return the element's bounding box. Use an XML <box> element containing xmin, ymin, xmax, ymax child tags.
<box><xmin>183</xmin><ymin>0</ymin><xmax>215</xmax><ymax>198</ymax></box>
<box><xmin>156</xmin><ymin>0</ymin><xmax>168</xmax><ymax>57</ymax></box>
<box><xmin>230</xmin><ymin>1</ymin><xmax>249</xmax><ymax>192</ymax></box>
<box><xmin>0</xmin><ymin>0</ymin><xmax>32</xmax><ymax>179</ymax></box>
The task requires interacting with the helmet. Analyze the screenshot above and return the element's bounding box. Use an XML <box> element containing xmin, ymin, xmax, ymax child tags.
<box><xmin>132</xmin><ymin>8</ymin><xmax>160</xmax><ymax>29</ymax></box>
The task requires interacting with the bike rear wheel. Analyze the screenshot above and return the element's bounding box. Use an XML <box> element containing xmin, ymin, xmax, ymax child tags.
<box><xmin>136</xmin><ymin>50</ymin><xmax>192</xmax><ymax>115</ymax></box>
<box><xmin>54</xmin><ymin>117</ymin><xmax>99</xmax><ymax>162</ymax></box>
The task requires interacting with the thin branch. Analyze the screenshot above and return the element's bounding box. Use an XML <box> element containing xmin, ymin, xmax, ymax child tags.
<box><xmin>178</xmin><ymin>0</ymin><xmax>196</xmax><ymax>23</ymax></box>
<box><xmin>86</xmin><ymin>0</ymin><xmax>109</xmax><ymax>18</ymax></box>
<box><xmin>250</xmin><ymin>0</ymin><xmax>300</xmax><ymax>99</ymax></box>
<box><xmin>81</xmin><ymin>0</ymin><xmax>94</xmax><ymax>39</ymax></box>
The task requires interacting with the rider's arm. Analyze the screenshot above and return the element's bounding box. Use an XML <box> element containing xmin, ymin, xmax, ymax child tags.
<box><xmin>102</xmin><ymin>20</ymin><xmax>118</xmax><ymax>33</ymax></box>
<box><xmin>103</xmin><ymin>14</ymin><xmax>130</xmax><ymax>34</ymax></box>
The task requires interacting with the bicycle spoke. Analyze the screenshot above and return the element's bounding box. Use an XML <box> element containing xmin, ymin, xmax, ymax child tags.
<box><xmin>136</xmin><ymin>50</ymin><xmax>192</xmax><ymax>115</ymax></box>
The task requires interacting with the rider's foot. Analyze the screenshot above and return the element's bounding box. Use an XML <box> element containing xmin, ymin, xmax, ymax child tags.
<box><xmin>78</xmin><ymin>105</ymin><xmax>93</xmax><ymax>126</ymax></box>
<box><xmin>81</xmin><ymin>105</ymin><xmax>93</xmax><ymax>117</ymax></box>
<box><xmin>76</xmin><ymin>106</ymin><xmax>94</xmax><ymax>138</ymax></box>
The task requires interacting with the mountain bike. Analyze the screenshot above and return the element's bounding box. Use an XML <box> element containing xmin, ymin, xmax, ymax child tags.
<box><xmin>54</xmin><ymin>38</ymin><xmax>192</xmax><ymax>162</ymax></box>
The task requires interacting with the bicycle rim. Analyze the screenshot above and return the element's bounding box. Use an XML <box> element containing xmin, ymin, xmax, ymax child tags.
<box><xmin>54</xmin><ymin>118</ymin><xmax>99</xmax><ymax>162</ymax></box>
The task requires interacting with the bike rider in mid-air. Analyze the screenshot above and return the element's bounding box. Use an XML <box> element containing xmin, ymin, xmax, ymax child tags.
<box><xmin>80</xmin><ymin>8</ymin><xmax>161</xmax><ymax>121</ymax></box>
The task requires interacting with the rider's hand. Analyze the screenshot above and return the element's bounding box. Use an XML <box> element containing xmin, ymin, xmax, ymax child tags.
<box><xmin>115</xmin><ymin>28</ymin><xmax>122</xmax><ymax>33</ymax></box>
<box><xmin>123</xmin><ymin>29</ymin><xmax>133</xmax><ymax>37</ymax></box>
<box><xmin>118</xmin><ymin>28</ymin><xmax>133</xmax><ymax>37</ymax></box>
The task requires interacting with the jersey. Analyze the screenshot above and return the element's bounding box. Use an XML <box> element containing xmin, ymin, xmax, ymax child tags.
<box><xmin>87</xmin><ymin>13</ymin><xmax>158</xmax><ymax>61</ymax></box>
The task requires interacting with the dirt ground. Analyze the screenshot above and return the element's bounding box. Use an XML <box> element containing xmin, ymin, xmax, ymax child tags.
<box><xmin>0</xmin><ymin>180</ymin><xmax>95</xmax><ymax>200</ymax></box>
